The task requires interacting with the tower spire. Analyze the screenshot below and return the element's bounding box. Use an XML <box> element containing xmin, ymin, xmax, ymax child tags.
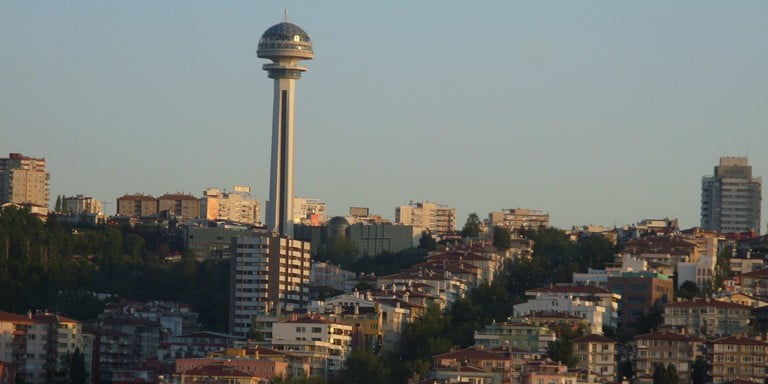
<box><xmin>284</xmin><ymin>2</ymin><xmax>289</xmax><ymax>22</ymax></box>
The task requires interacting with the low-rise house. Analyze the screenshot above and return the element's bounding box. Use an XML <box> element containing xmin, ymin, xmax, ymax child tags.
<box><xmin>270</xmin><ymin>316</ymin><xmax>352</xmax><ymax>377</ymax></box>
<box><xmin>432</xmin><ymin>346</ymin><xmax>537</xmax><ymax>384</ymax></box>
<box><xmin>739</xmin><ymin>269</ymin><xmax>768</xmax><ymax>297</ymax></box>
<box><xmin>158</xmin><ymin>331</ymin><xmax>241</xmax><ymax>361</ymax></box>
<box><xmin>520</xmin><ymin>359</ymin><xmax>577</xmax><ymax>384</ymax></box>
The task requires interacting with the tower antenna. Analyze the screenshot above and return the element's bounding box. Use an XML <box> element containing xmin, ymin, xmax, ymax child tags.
<box><xmin>284</xmin><ymin>1</ymin><xmax>289</xmax><ymax>22</ymax></box>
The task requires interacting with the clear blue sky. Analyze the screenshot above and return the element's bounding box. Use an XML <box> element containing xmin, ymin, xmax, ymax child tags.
<box><xmin>2</xmin><ymin>1</ymin><xmax>766</xmax><ymax>230</ymax></box>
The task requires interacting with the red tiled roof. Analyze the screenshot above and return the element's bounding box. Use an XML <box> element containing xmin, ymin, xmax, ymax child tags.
<box><xmin>741</xmin><ymin>269</ymin><xmax>768</xmax><ymax>278</ymax></box>
<box><xmin>32</xmin><ymin>313</ymin><xmax>79</xmax><ymax>323</ymax></box>
<box><xmin>574</xmin><ymin>334</ymin><xmax>616</xmax><ymax>344</ymax></box>
<box><xmin>634</xmin><ymin>332</ymin><xmax>704</xmax><ymax>342</ymax></box>
<box><xmin>527</xmin><ymin>284</ymin><xmax>611</xmax><ymax>295</ymax></box>
<box><xmin>118</xmin><ymin>194</ymin><xmax>156</xmax><ymax>201</ymax></box>
<box><xmin>158</xmin><ymin>193</ymin><xmax>198</xmax><ymax>201</ymax></box>
<box><xmin>709</xmin><ymin>335</ymin><xmax>768</xmax><ymax>346</ymax></box>
<box><xmin>182</xmin><ymin>364</ymin><xmax>255</xmax><ymax>378</ymax></box>
<box><xmin>434</xmin><ymin>347</ymin><xmax>509</xmax><ymax>361</ymax></box>
<box><xmin>0</xmin><ymin>311</ymin><xmax>36</xmax><ymax>324</ymax></box>
<box><xmin>665</xmin><ymin>299</ymin><xmax>751</xmax><ymax>310</ymax></box>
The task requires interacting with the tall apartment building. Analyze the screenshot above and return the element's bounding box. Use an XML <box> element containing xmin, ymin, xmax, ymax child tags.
<box><xmin>157</xmin><ymin>193</ymin><xmax>199</xmax><ymax>219</ymax></box>
<box><xmin>200</xmin><ymin>186</ymin><xmax>261</xmax><ymax>225</ymax></box>
<box><xmin>229</xmin><ymin>234</ymin><xmax>311</xmax><ymax>338</ymax></box>
<box><xmin>489</xmin><ymin>208</ymin><xmax>549</xmax><ymax>230</ymax></box>
<box><xmin>701</xmin><ymin>156</ymin><xmax>762</xmax><ymax>233</ymax></box>
<box><xmin>62</xmin><ymin>195</ymin><xmax>102</xmax><ymax>214</ymax></box>
<box><xmin>292</xmin><ymin>197</ymin><xmax>327</xmax><ymax>225</ymax></box>
<box><xmin>116</xmin><ymin>194</ymin><xmax>157</xmax><ymax>217</ymax></box>
<box><xmin>0</xmin><ymin>153</ymin><xmax>50</xmax><ymax>214</ymax></box>
<box><xmin>395</xmin><ymin>201</ymin><xmax>456</xmax><ymax>234</ymax></box>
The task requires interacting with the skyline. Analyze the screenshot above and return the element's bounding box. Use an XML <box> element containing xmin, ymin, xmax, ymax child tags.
<box><xmin>2</xmin><ymin>2</ymin><xmax>767</xmax><ymax>230</ymax></box>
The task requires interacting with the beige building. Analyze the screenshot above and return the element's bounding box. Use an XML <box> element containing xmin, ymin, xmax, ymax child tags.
<box><xmin>271</xmin><ymin>316</ymin><xmax>353</xmax><ymax>376</ymax></box>
<box><xmin>201</xmin><ymin>186</ymin><xmax>261</xmax><ymax>225</ymax></box>
<box><xmin>116</xmin><ymin>194</ymin><xmax>157</xmax><ymax>217</ymax></box>
<box><xmin>395</xmin><ymin>201</ymin><xmax>456</xmax><ymax>234</ymax></box>
<box><xmin>708</xmin><ymin>335</ymin><xmax>768</xmax><ymax>384</ymax></box>
<box><xmin>573</xmin><ymin>334</ymin><xmax>616</xmax><ymax>384</ymax></box>
<box><xmin>663</xmin><ymin>299</ymin><xmax>753</xmax><ymax>338</ymax></box>
<box><xmin>229</xmin><ymin>234</ymin><xmax>311</xmax><ymax>338</ymax></box>
<box><xmin>489</xmin><ymin>208</ymin><xmax>549</xmax><ymax>230</ymax></box>
<box><xmin>633</xmin><ymin>332</ymin><xmax>704</xmax><ymax>382</ymax></box>
<box><xmin>157</xmin><ymin>193</ymin><xmax>199</xmax><ymax>219</ymax></box>
<box><xmin>0</xmin><ymin>153</ymin><xmax>50</xmax><ymax>214</ymax></box>
<box><xmin>292</xmin><ymin>197</ymin><xmax>327</xmax><ymax>225</ymax></box>
<box><xmin>62</xmin><ymin>194</ymin><xmax>102</xmax><ymax>214</ymax></box>
<box><xmin>0</xmin><ymin>311</ymin><xmax>91</xmax><ymax>384</ymax></box>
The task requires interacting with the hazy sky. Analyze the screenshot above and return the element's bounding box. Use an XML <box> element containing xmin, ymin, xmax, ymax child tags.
<box><xmin>2</xmin><ymin>1</ymin><xmax>766</xmax><ymax>230</ymax></box>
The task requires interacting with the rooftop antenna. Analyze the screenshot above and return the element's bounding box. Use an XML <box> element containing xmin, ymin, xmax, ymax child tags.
<box><xmin>284</xmin><ymin>1</ymin><xmax>289</xmax><ymax>22</ymax></box>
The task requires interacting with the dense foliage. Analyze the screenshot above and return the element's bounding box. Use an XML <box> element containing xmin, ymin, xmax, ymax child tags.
<box><xmin>0</xmin><ymin>206</ymin><xmax>229</xmax><ymax>330</ymax></box>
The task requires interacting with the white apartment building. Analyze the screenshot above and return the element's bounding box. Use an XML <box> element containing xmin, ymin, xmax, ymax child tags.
<box><xmin>200</xmin><ymin>186</ymin><xmax>261</xmax><ymax>225</ymax></box>
<box><xmin>488</xmin><ymin>208</ymin><xmax>549</xmax><ymax>230</ymax></box>
<box><xmin>229</xmin><ymin>234</ymin><xmax>311</xmax><ymax>338</ymax></box>
<box><xmin>514</xmin><ymin>285</ymin><xmax>620</xmax><ymax>334</ymax></box>
<box><xmin>271</xmin><ymin>316</ymin><xmax>352</xmax><ymax>376</ymax></box>
<box><xmin>395</xmin><ymin>201</ymin><xmax>456</xmax><ymax>234</ymax></box>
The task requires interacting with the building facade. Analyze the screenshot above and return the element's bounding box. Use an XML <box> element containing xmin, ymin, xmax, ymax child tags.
<box><xmin>200</xmin><ymin>186</ymin><xmax>261</xmax><ymax>225</ymax></box>
<box><xmin>116</xmin><ymin>194</ymin><xmax>157</xmax><ymax>217</ymax></box>
<box><xmin>488</xmin><ymin>208</ymin><xmax>549</xmax><ymax>230</ymax></box>
<box><xmin>701</xmin><ymin>156</ymin><xmax>762</xmax><ymax>233</ymax></box>
<box><xmin>229</xmin><ymin>234</ymin><xmax>311</xmax><ymax>338</ymax></box>
<box><xmin>157</xmin><ymin>193</ymin><xmax>199</xmax><ymax>219</ymax></box>
<box><xmin>395</xmin><ymin>201</ymin><xmax>456</xmax><ymax>234</ymax></box>
<box><xmin>0</xmin><ymin>153</ymin><xmax>50</xmax><ymax>214</ymax></box>
<box><xmin>62</xmin><ymin>195</ymin><xmax>102</xmax><ymax>215</ymax></box>
<box><xmin>292</xmin><ymin>197</ymin><xmax>326</xmax><ymax>226</ymax></box>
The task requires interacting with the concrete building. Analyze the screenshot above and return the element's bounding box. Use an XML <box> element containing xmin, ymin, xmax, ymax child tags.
<box><xmin>271</xmin><ymin>316</ymin><xmax>352</xmax><ymax>376</ymax></box>
<box><xmin>473</xmin><ymin>321</ymin><xmax>556</xmax><ymax>353</ymax></box>
<box><xmin>294</xmin><ymin>216</ymin><xmax>418</xmax><ymax>257</ymax></box>
<box><xmin>229</xmin><ymin>234</ymin><xmax>311</xmax><ymax>338</ymax></box>
<box><xmin>182</xmin><ymin>224</ymin><xmax>259</xmax><ymax>260</ymax></box>
<box><xmin>708</xmin><ymin>335</ymin><xmax>768</xmax><ymax>384</ymax></box>
<box><xmin>310</xmin><ymin>261</ymin><xmax>355</xmax><ymax>292</ymax></box>
<box><xmin>514</xmin><ymin>284</ymin><xmax>620</xmax><ymax>333</ymax></box>
<box><xmin>62</xmin><ymin>194</ymin><xmax>102</xmax><ymax>215</ymax></box>
<box><xmin>573</xmin><ymin>334</ymin><xmax>616</xmax><ymax>384</ymax></box>
<box><xmin>157</xmin><ymin>193</ymin><xmax>199</xmax><ymax>219</ymax></box>
<box><xmin>633</xmin><ymin>332</ymin><xmax>705</xmax><ymax>383</ymax></box>
<box><xmin>257</xmin><ymin>21</ymin><xmax>314</xmax><ymax>237</ymax></box>
<box><xmin>200</xmin><ymin>186</ymin><xmax>261</xmax><ymax>225</ymax></box>
<box><xmin>663</xmin><ymin>299</ymin><xmax>753</xmax><ymax>338</ymax></box>
<box><xmin>116</xmin><ymin>194</ymin><xmax>157</xmax><ymax>217</ymax></box>
<box><xmin>606</xmin><ymin>272</ymin><xmax>674</xmax><ymax>335</ymax></box>
<box><xmin>701</xmin><ymin>156</ymin><xmax>762</xmax><ymax>233</ymax></box>
<box><xmin>0</xmin><ymin>153</ymin><xmax>50</xmax><ymax>214</ymax></box>
<box><xmin>395</xmin><ymin>201</ymin><xmax>456</xmax><ymax>234</ymax></box>
<box><xmin>520</xmin><ymin>359</ymin><xmax>577</xmax><ymax>384</ymax></box>
<box><xmin>293</xmin><ymin>197</ymin><xmax>326</xmax><ymax>226</ymax></box>
<box><xmin>488</xmin><ymin>208</ymin><xmax>549</xmax><ymax>230</ymax></box>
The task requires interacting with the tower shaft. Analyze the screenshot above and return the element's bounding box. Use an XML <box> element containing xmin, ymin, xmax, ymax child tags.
<box><xmin>267</xmin><ymin>77</ymin><xmax>297</xmax><ymax>236</ymax></box>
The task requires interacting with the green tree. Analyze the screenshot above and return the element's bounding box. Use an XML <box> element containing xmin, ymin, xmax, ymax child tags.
<box><xmin>677</xmin><ymin>281</ymin><xmax>701</xmax><ymax>300</ymax></box>
<box><xmin>492</xmin><ymin>226</ymin><xmax>511</xmax><ymax>250</ymax></box>
<box><xmin>713</xmin><ymin>247</ymin><xmax>732</xmax><ymax>292</ymax></box>
<box><xmin>652</xmin><ymin>363</ymin><xmax>680</xmax><ymax>384</ymax></box>
<box><xmin>418</xmin><ymin>231</ymin><xmax>436</xmax><ymax>251</ymax></box>
<box><xmin>460</xmin><ymin>213</ymin><xmax>482</xmax><ymax>238</ymax></box>
<box><xmin>576</xmin><ymin>234</ymin><xmax>615</xmax><ymax>270</ymax></box>
<box><xmin>691</xmin><ymin>358</ymin><xmax>707</xmax><ymax>384</ymax></box>
<box><xmin>339</xmin><ymin>350</ymin><xmax>391</xmax><ymax>384</ymax></box>
<box><xmin>55</xmin><ymin>195</ymin><xmax>62</xmax><ymax>213</ymax></box>
<box><xmin>637</xmin><ymin>300</ymin><xmax>665</xmax><ymax>334</ymax></box>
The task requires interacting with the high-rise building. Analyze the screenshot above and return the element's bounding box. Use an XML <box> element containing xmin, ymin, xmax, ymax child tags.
<box><xmin>201</xmin><ymin>186</ymin><xmax>261</xmax><ymax>225</ymax></box>
<box><xmin>395</xmin><ymin>201</ymin><xmax>456</xmax><ymax>234</ymax></box>
<box><xmin>229</xmin><ymin>233</ymin><xmax>311</xmax><ymax>337</ymax></box>
<box><xmin>258</xmin><ymin>21</ymin><xmax>314</xmax><ymax>237</ymax></box>
<box><xmin>0</xmin><ymin>153</ymin><xmax>50</xmax><ymax>214</ymax></box>
<box><xmin>701</xmin><ymin>156</ymin><xmax>762</xmax><ymax>233</ymax></box>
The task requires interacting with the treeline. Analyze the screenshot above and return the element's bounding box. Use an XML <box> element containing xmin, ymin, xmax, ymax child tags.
<box><xmin>0</xmin><ymin>206</ymin><xmax>229</xmax><ymax>330</ymax></box>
